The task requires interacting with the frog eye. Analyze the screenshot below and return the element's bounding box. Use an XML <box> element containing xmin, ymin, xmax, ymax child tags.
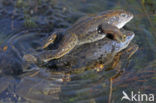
<box><xmin>97</xmin><ymin>25</ymin><xmax>104</xmax><ymax>34</ymax></box>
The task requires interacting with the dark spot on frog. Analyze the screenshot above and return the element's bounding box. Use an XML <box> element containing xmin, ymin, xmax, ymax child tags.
<box><xmin>97</xmin><ymin>24</ymin><xmax>104</xmax><ymax>34</ymax></box>
<box><xmin>106</xmin><ymin>33</ymin><xmax>114</xmax><ymax>40</ymax></box>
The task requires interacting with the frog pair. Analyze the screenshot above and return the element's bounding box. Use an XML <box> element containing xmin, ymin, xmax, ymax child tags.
<box><xmin>24</xmin><ymin>10</ymin><xmax>133</xmax><ymax>64</ymax></box>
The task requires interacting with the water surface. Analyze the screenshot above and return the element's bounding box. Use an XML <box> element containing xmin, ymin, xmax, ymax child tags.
<box><xmin>0</xmin><ymin>0</ymin><xmax>155</xmax><ymax>103</ymax></box>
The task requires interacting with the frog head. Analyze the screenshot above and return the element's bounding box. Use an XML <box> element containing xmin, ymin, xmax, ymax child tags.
<box><xmin>67</xmin><ymin>9</ymin><xmax>133</xmax><ymax>44</ymax></box>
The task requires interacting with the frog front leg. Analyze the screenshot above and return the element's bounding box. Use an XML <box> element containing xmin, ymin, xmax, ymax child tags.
<box><xmin>100</xmin><ymin>23</ymin><xmax>126</xmax><ymax>42</ymax></box>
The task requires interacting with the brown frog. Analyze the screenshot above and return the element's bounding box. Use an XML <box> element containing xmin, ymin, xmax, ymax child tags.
<box><xmin>46</xmin><ymin>29</ymin><xmax>137</xmax><ymax>73</ymax></box>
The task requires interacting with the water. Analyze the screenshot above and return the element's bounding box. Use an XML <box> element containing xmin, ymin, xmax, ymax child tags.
<box><xmin>0</xmin><ymin>0</ymin><xmax>155</xmax><ymax>103</ymax></box>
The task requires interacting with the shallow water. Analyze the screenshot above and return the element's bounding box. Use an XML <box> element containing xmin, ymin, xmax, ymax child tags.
<box><xmin>0</xmin><ymin>0</ymin><xmax>156</xmax><ymax>103</ymax></box>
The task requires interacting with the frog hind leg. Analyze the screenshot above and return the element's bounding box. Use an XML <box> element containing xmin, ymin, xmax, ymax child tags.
<box><xmin>42</xmin><ymin>32</ymin><xmax>58</xmax><ymax>49</ymax></box>
<box><xmin>36</xmin><ymin>34</ymin><xmax>78</xmax><ymax>63</ymax></box>
<box><xmin>37</xmin><ymin>43</ymin><xmax>77</xmax><ymax>63</ymax></box>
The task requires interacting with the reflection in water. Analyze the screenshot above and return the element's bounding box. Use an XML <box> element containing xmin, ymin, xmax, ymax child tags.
<box><xmin>0</xmin><ymin>0</ymin><xmax>156</xmax><ymax>103</ymax></box>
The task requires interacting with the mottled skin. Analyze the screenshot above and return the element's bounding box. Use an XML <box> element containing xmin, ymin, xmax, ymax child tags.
<box><xmin>24</xmin><ymin>10</ymin><xmax>133</xmax><ymax>63</ymax></box>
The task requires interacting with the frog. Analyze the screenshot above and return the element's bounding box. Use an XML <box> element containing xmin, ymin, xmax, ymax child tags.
<box><xmin>23</xmin><ymin>9</ymin><xmax>134</xmax><ymax>63</ymax></box>
<box><xmin>46</xmin><ymin>29</ymin><xmax>138</xmax><ymax>73</ymax></box>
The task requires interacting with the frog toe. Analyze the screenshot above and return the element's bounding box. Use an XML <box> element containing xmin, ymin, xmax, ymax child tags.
<box><xmin>23</xmin><ymin>54</ymin><xmax>37</xmax><ymax>63</ymax></box>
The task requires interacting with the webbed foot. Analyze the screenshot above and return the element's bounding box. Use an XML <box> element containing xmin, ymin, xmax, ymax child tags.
<box><xmin>23</xmin><ymin>54</ymin><xmax>38</xmax><ymax>63</ymax></box>
<box><xmin>42</xmin><ymin>33</ymin><xmax>57</xmax><ymax>49</ymax></box>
